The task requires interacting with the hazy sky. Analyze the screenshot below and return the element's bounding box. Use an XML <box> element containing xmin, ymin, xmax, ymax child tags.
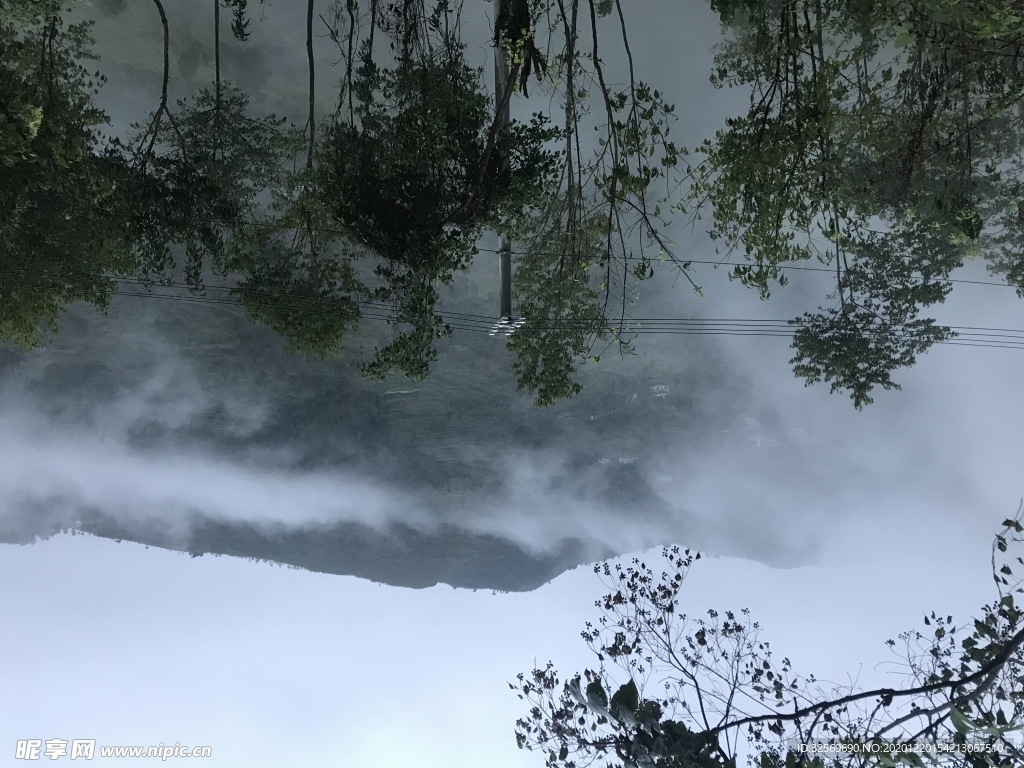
<box><xmin>3</xmin><ymin>0</ymin><xmax>1024</xmax><ymax>765</ymax></box>
<box><xmin>0</xmin><ymin>524</ymin><xmax>1004</xmax><ymax>767</ymax></box>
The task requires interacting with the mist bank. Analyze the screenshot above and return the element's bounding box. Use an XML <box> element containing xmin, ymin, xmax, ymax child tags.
<box><xmin>0</xmin><ymin>261</ymin><xmax>830</xmax><ymax>589</ymax></box>
<box><xmin>2</xmin><ymin>253</ymin><xmax>1018</xmax><ymax>591</ymax></box>
<box><xmin>0</xmin><ymin>274</ymin><xmax>736</xmax><ymax>589</ymax></box>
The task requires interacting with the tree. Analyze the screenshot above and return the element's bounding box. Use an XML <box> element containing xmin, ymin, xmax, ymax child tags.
<box><xmin>226</xmin><ymin>178</ymin><xmax>367</xmax><ymax>360</ymax></box>
<box><xmin>118</xmin><ymin>0</ymin><xmax>295</xmax><ymax>286</ymax></box>
<box><xmin>0</xmin><ymin>0</ymin><xmax>136</xmax><ymax>347</ymax></box>
<box><xmin>506</xmin><ymin>199</ymin><xmax>617</xmax><ymax>406</ymax></box>
<box><xmin>303</xmin><ymin>0</ymin><xmax>694</xmax><ymax>399</ymax></box>
<box><xmin>22</xmin><ymin>0</ymin><xmax>1024</xmax><ymax>409</ymax></box>
<box><xmin>0</xmin><ymin>0</ymin><xmax>692</xmax><ymax>404</ymax></box>
<box><xmin>499</xmin><ymin>0</ymin><xmax>695</xmax><ymax>404</ymax></box>
<box><xmin>256</xmin><ymin>0</ymin><xmax>561</xmax><ymax>380</ymax></box>
<box><xmin>513</xmin><ymin>505</ymin><xmax>1024</xmax><ymax>767</ymax></box>
<box><xmin>683</xmin><ymin>0</ymin><xmax>1024</xmax><ymax>407</ymax></box>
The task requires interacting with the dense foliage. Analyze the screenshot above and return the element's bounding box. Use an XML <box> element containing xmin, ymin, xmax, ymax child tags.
<box><xmin>513</xmin><ymin>508</ymin><xmax>1024</xmax><ymax>767</ymax></box>
<box><xmin>0</xmin><ymin>2</ymin><xmax>131</xmax><ymax>347</ymax></box>
<box><xmin>6</xmin><ymin>0</ymin><xmax>1024</xmax><ymax>406</ymax></box>
<box><xmin>686</xmin><ymin>0</ymin><xmax>1024</xmax><ymax>406</ymax></box>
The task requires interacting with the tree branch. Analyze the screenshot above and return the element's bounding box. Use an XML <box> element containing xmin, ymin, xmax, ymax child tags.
<box><xmin>705</xmin><ymin>625</ymin><xmax>1024</xmax><ymax>739</ymax></box>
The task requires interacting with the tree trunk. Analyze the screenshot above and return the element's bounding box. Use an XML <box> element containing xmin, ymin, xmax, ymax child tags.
<box><xmin>306</xmin><ymin>0</ymin><xmax>315</xmax><ymax>168</ymax></box>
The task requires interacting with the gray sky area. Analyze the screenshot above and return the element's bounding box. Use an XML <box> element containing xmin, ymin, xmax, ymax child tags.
<box><xmin>2</xmin><ymin>0</ymin><xmax>1024</xmax><ymax>765</ymax></box>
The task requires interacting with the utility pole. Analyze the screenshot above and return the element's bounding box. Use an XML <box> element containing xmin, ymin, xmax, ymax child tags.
<box><xmin>495</xmin><ymin>0</ymin><xmax>512</xmax><ymax>322</ymax></box>
<box><xmin>490</xmin><ymin>0</ymin><xmax>524</xmax><ymax>336</ymax></box>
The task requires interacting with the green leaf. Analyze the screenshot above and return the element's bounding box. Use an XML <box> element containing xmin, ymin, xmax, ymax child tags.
<box><xmin>949</xmin><ymin>706</ymin><xmax>973</xmax><ymax>736</ymax></box>
<box><xmin>610</xmin><ymin>680</ymin><xmax>639</xmax><ymax>721</ymax></box>
<box><xmin>585</xmin><ymin>680</ymin><xmax>608</xmax><ymax>711</ymax></box>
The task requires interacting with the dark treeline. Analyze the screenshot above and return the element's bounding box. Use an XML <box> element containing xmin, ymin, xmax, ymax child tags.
<box><xmin>5</xmin><ymin>0</ymin><xmax>1024</xmax><ymax>407</ymax></box>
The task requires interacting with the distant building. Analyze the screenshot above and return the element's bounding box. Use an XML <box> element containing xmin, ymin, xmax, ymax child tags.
<box><xmin>651</xmin><ymin>384</ymin><xmax>669</xmax><ymax>398</ymax></box>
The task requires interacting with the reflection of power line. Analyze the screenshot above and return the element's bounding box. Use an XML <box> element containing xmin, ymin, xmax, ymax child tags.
<box><xmin>7</xmin><ymin>266</ymin><xmax>1023</xmax><ymax>331</ymax></box>
<box><xmin>94</xmin><ymin>291</ymin><xmax>1024</xmax><ymax>351</ymax></box>
<box><xmin>5</xmin><ymin>265</ymin><xmax>1024</xmax><ymax>350</ymax></box>
<box><xmin>4</xmin><ymin>204</ymin><xmax>1019</xmax><ymax>289</ymax></box>
<box><xmin>475</xmin><ymin>247</ymin><xmax>1019</xmax><ymax>289</ymax></box>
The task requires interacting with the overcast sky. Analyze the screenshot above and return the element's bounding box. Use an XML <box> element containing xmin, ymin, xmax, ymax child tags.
<box><xmin>2</xmin><ymin>0</ymin><xmax>1024</xmax><ymax>765</ymax></box>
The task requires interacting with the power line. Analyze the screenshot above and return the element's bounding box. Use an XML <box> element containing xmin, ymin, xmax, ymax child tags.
<box><xmin>122</xmin><ymin>281</ymin><xmax>1024</xmax><ymax>341</ymax></box>
<box><xmin>5</xmin><ymin>203</ymin><xmax>1019</xmax><ymax>289</ymax></box>
<box><xmin>8</xmin><ymin>266</ymin><xmax>1023</xmax><ymax>334</ymax></box>
<box><xmin>475</xmin><ymin>248</ymin><xmax>1021</xmax><ymax>290</ymax></box>
<box><xmin>108</xmin><ymin>287</ymin><xmax>1024</xmax><ymax>351</ymax></box>
<box><xmin>5</xmin><ymin>264</ymin><xmax>1024</xmax><ymax>350</ymax></box>
<box><xmin>109</xmin><ymin>287</ymin><xmax>1024</xmax><ymax>338</ymax></box>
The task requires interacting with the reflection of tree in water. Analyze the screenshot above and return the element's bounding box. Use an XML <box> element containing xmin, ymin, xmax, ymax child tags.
<box><xmin>0</xmin><ymin>3</ymin><xmax>131</xmax><ymax>347</ymax></box>
<box><xmin>10</xmin><ymin>0</ymin><xmax>1024</xmax><ymax>407</ymax></box>
<box><xmin>0</xmin><ymin>0</ymin><xmax>299</xmax><ymax>348</ymax></box>
<box><xmin>224</xmin><ymin>0</ymin><xmax>564</xmax><ymax>383</ymax></box>
<box><xmin>687</xmin><ymin>0</ymin><xmax>1024</xmax><ymax>406</ymax></box>
<box><xmin>315</xmin><ymin>25</ymin><xmax>559</xmax><ymax>380</ymax></box>
<box><xmin>239</xmin><ymin>0</ymin><xmax>687</xmax><ymax>398</ymax></box>
<box><xmin>119</xmin><ymin>0</ymin><xmax>295</xmax><ymax>285</ymax></box>
<box><xmin>0</xmin><ymin>0</ymin><xmax>699</xmax><ymax>405</ymax></box>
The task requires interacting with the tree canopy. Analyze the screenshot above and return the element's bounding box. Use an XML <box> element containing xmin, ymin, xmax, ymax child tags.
<box><xmin>0</xmin><ymin>1</ymin><xmax>133</xmax><ymax>347</ymax></box>
<box><xmin>6</xmin><ymin>0</ymin><xmax>1024</xmax><ymax>406</ymax></box>
<box><xmin>685</xmin><ymin>0</ymin><xmax>1024</xmax><ymax>406</ymax></box>
<box><xmin>513</xmin><ymin>507</ymin><xmax>1024</xmax><ymax>767</ymax></box>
